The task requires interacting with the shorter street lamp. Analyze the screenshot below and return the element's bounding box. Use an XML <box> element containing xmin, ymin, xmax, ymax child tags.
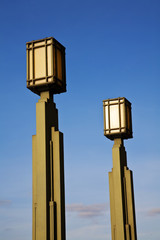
<box><xmin>103</xmin><ymin>97</ymin><xmax>132</xmax><ymax>140</ymax></box>
<box><xmin>103</xmin><ymin>97</ymin><xmax>137</xmax><ymax>240</ymax></box>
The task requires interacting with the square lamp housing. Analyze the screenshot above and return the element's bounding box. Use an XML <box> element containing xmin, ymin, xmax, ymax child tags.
<box><xmin>103</xmin><ymin>97</ymin><xmax>133</xmax><ymax>140</ymax></box>
<box><xmin>26</xmin><ymin>37</ymin><xmax>66</xmax><ymax>95</ymax></box>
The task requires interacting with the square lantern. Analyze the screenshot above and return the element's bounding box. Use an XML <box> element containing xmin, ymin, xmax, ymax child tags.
<box><xmin>103</xmin><ymin>97</ymin><xmax>133</xmax><ymax>140</ymax></box>
<box><xmin>26</xmin><ymin>37</ymin><xmax>66</xmax><ymax>95</ymax></box>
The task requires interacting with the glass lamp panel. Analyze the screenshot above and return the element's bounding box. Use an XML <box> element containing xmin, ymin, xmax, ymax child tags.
<box><xmin>110</xmin><ymin>100</ymin><xmax>118</xmax><ymax>104</ymax></box>
<box><xmin>28</xmin><ymin>49</ymin><xmax>33</xmax><ymax>80</ymax></box>
<box><xmin>48</xmin><ymin>77</ymin><xmax>53</xmax><ymax>82</ymax></box>
<box><xmin>120</xmin><ymin>102</ymin><xmax>125</xmax><ymax>128</ymax></box>
<box><xmin>34</xmin><ymin>41</ymin><xmax>44</xmax><ymax>47</ymax></box>
<box><xmin>47</xmin><ymin>39</ymin><xmax>52</xmax><ymax>44</ymax></box>
<box><xmin>126</xmin><ymin>105</ymin><xmax>131</xmax><ymax>130</ymax></box>
<box><xmin>34</xmin><ymin>47</ymin><xmax>46</xmax><ymax>79</ymax></box>
<box><xmin>47</xmin><ymin>45</ymin><xmax>52</xmax><ymax>76</ymax></box>
<box><xmin>110</xmin><ymin>104</ymin><xmax>119</xmax><ymax>129</ymax></box>
<box><xmin>57</xmin><ymin>49</ymin><xmax>62</xmax><ymax>80</ymax></box>
<box><xmin>111</xmin><ymin>129</ymin><xmax>120</xmax><ymax>133</ymax></box>
<box><xmin>35</xmin><ymin>79</ymin><xmax>46</xmax><ymax>85</ymax></box>
<box><xmin>104</xmin><ymin>105</ymin><xmax>109</xmax><ymax>130</ymax></box>
<box><xmin>53</xmin><ymin>46</ymin><xmax>56</xmax><ymax>77</ymax></box>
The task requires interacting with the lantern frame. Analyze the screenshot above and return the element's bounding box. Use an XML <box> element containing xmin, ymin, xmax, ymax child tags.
<box><xmin>26</xmin><ymin>37</ymin><xmax>66</xmax><ymax>95</ymax></box>
<box><xmin>103</xmin><ymin>97</ymin><xmax>133</xmax><ymax>140</ymax></box>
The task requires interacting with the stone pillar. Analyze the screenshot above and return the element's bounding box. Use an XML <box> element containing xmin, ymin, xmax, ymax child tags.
<box><xmin>32</xmin><ymin>91</ymin><xmax>65</xmax><ymax>240</ymax></box>
<box><xmin>109</xmin><ymin>138</ymin><xmax>137</xmax><ymax>240</ymax></box>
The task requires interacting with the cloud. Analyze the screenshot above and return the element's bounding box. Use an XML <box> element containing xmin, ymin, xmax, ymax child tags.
<box><xmin>66</xmin><ymin>203</ymin><xmax>108</xmax><ymax>218</ymax></box>
<box><xmin>0</xmin><ymin>200</ymin><xmax>11</xmax><ymax>207</ymax></box>
<box><xmin>147</xmin><ymin>208</ymin><xmax>160</xmax><ymax>217</ymax></box>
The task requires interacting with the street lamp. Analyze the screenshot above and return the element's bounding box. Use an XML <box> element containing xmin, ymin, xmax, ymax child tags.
<box><xmin>26</xmin><ymin>37</ymin><xmax>66</xmax><ymax>240</ymax></box>
<box><xmin>103</xmin><ymin>97</ymin><xmax>137</xmax><ymax>240</ymax></box>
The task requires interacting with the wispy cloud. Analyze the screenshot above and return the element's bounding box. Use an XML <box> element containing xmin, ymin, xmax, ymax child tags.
<box><xmin>147</xmin><ymin>208</ymin><xmax>160</xmax><ymax>217</ymax></box>
<box><xmin>66</xmin><ymin>203</ymin><xmax>108</xmax><ymax>219</ymax></box>
<box><xmin>0</xmin><ymin>200</ymin><xmax>11</xmax><ymax>207</ymax></box>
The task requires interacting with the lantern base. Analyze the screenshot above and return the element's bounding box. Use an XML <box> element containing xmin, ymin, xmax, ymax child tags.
<box><xmin>27</xmin><ymin>77</ymin><xmax>66</xmax><ymax>95</ymax></box>
<box><xmin>104</xmin><ymin>131</ymin><xmax>133</xmax><ymax>140</ymax></box>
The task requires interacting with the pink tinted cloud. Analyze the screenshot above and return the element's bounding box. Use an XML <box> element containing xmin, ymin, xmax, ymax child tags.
<box><xmin>66</xmin><ymin>203</ymin><xmax>107</xmax><ymax>218</ymax></box>
<box><xmin>147</xmin><ymin>208</ymin><xmax>160</xmax><ymax>217</ymax></box>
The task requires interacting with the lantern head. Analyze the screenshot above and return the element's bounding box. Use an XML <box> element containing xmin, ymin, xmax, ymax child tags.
<box><xmin>26</xmin><ymin>37</ymin><xmax>66</xmax><ymax>95</ymax></box>
<box><xmin>103</xmin><ymin>97</ymin><xmax>133</xmax><ymax>140</ymax></box>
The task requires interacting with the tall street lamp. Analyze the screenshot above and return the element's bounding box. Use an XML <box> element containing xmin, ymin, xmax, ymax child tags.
<box><xmin>103</xmin><ymin>97</ymin><xmax>137</xmax><ymax>240</ymax></box>
<box><xmin>26</xmin><ymin>37</ymin><xmax>66</xmax><ymax>240</ymax></box>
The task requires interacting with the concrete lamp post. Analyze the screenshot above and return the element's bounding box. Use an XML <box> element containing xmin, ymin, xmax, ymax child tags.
<box><xmin>103</xmin><ymin>97</ymin><xmax>137</xmax><ymax>240</ymax></box>
<box><xmin>26</xmin><ymin>37</ymin><xmax>66</xmax><ymax>240</ymax></box>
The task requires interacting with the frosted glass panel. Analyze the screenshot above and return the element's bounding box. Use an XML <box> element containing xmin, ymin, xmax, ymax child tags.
<box><xmin>34</xmin><ymin>41</ymin><xmax>43</xmax><ymax>47</ymax></box>
<box><xmin>53</xmin><ymin>47</ymin><xmax>56</xmax><ymax>76</ymax></box>
<box><xmin>35</xmin><ymin>79</ymin><xmax>46</xmax><ymax>85</ymax></box>
<box><xmin>105</xmin><ymin>106</ymin><xmax>109</xmax><ymax>129</ymax></box>
<box><xmin>57</xmin><ymin>49</ymin><xmax>62</xmax><ymax>80</ymax></box>
<box><xmin>110</xmin><ymin>105</ymin><xmax>119</xmax><ymax>129</ymax></box>
<box><xmin>110</xmin><ymin>100</ymin><xmax>118</xmax><ymax>104</ymax></box>
<box><xmin>127</xmin><ymin>105</ymin><xmax>130</xmax><ymax>129</ymax></box>
<box><xmin>47</xmin><ymin>39</ymin><xmax>52</xmax><ymax>44</ymax></box>
<box><xmin>48</xmin><ymin>77</ymin><xmax>53</xmax><ymax>82</ymax></box>
<box><xmin>28</xmin><ymin>50</ymin><xmax>33</xmax><ymax>80</ymax></box>
<box><xmin>120</xmin><ymin>103</ymin><xmax>125</xmax><ymax>128</ymax></box>
<box><xmin>47</xmin><ymin>45</ymin><xmax>52</xmax><ymax>76</ymax></box>
<box><xmin>111</xmin><ymin>129</ymin><xmax>120</xmax><ymax>133</ymax></box>
<box><xmin>34</xmin><ymin>47</ymin><xmax>45</xmax><ymax>78</ymax></box>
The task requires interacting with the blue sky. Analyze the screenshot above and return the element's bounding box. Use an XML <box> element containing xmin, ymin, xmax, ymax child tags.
<box><xmin>0</xmin><ymin>0</ymin><xmax>160</xmax><ymax>239</ymax></box>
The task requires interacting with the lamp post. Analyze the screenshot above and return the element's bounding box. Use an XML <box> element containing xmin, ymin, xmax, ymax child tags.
<box><xmin>26</xmin><ymin>37</ymin><xmax>66</xmax><ymax>240</ymax></box>
<box><xmin>103</xmin><ymin>97</ymin><xmax>137</xmax><ymax>240</ymax></box>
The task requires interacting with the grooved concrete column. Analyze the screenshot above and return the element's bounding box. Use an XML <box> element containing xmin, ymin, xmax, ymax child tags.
<box><xmin>32</xmin><ymin>91</ymin><xmax>65</xmax><ymax>240</ymax></box>
<box><xmin>109</xmin><ymin>138</ymin><xmax>137</xmax><ymax>240</ymax></box>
